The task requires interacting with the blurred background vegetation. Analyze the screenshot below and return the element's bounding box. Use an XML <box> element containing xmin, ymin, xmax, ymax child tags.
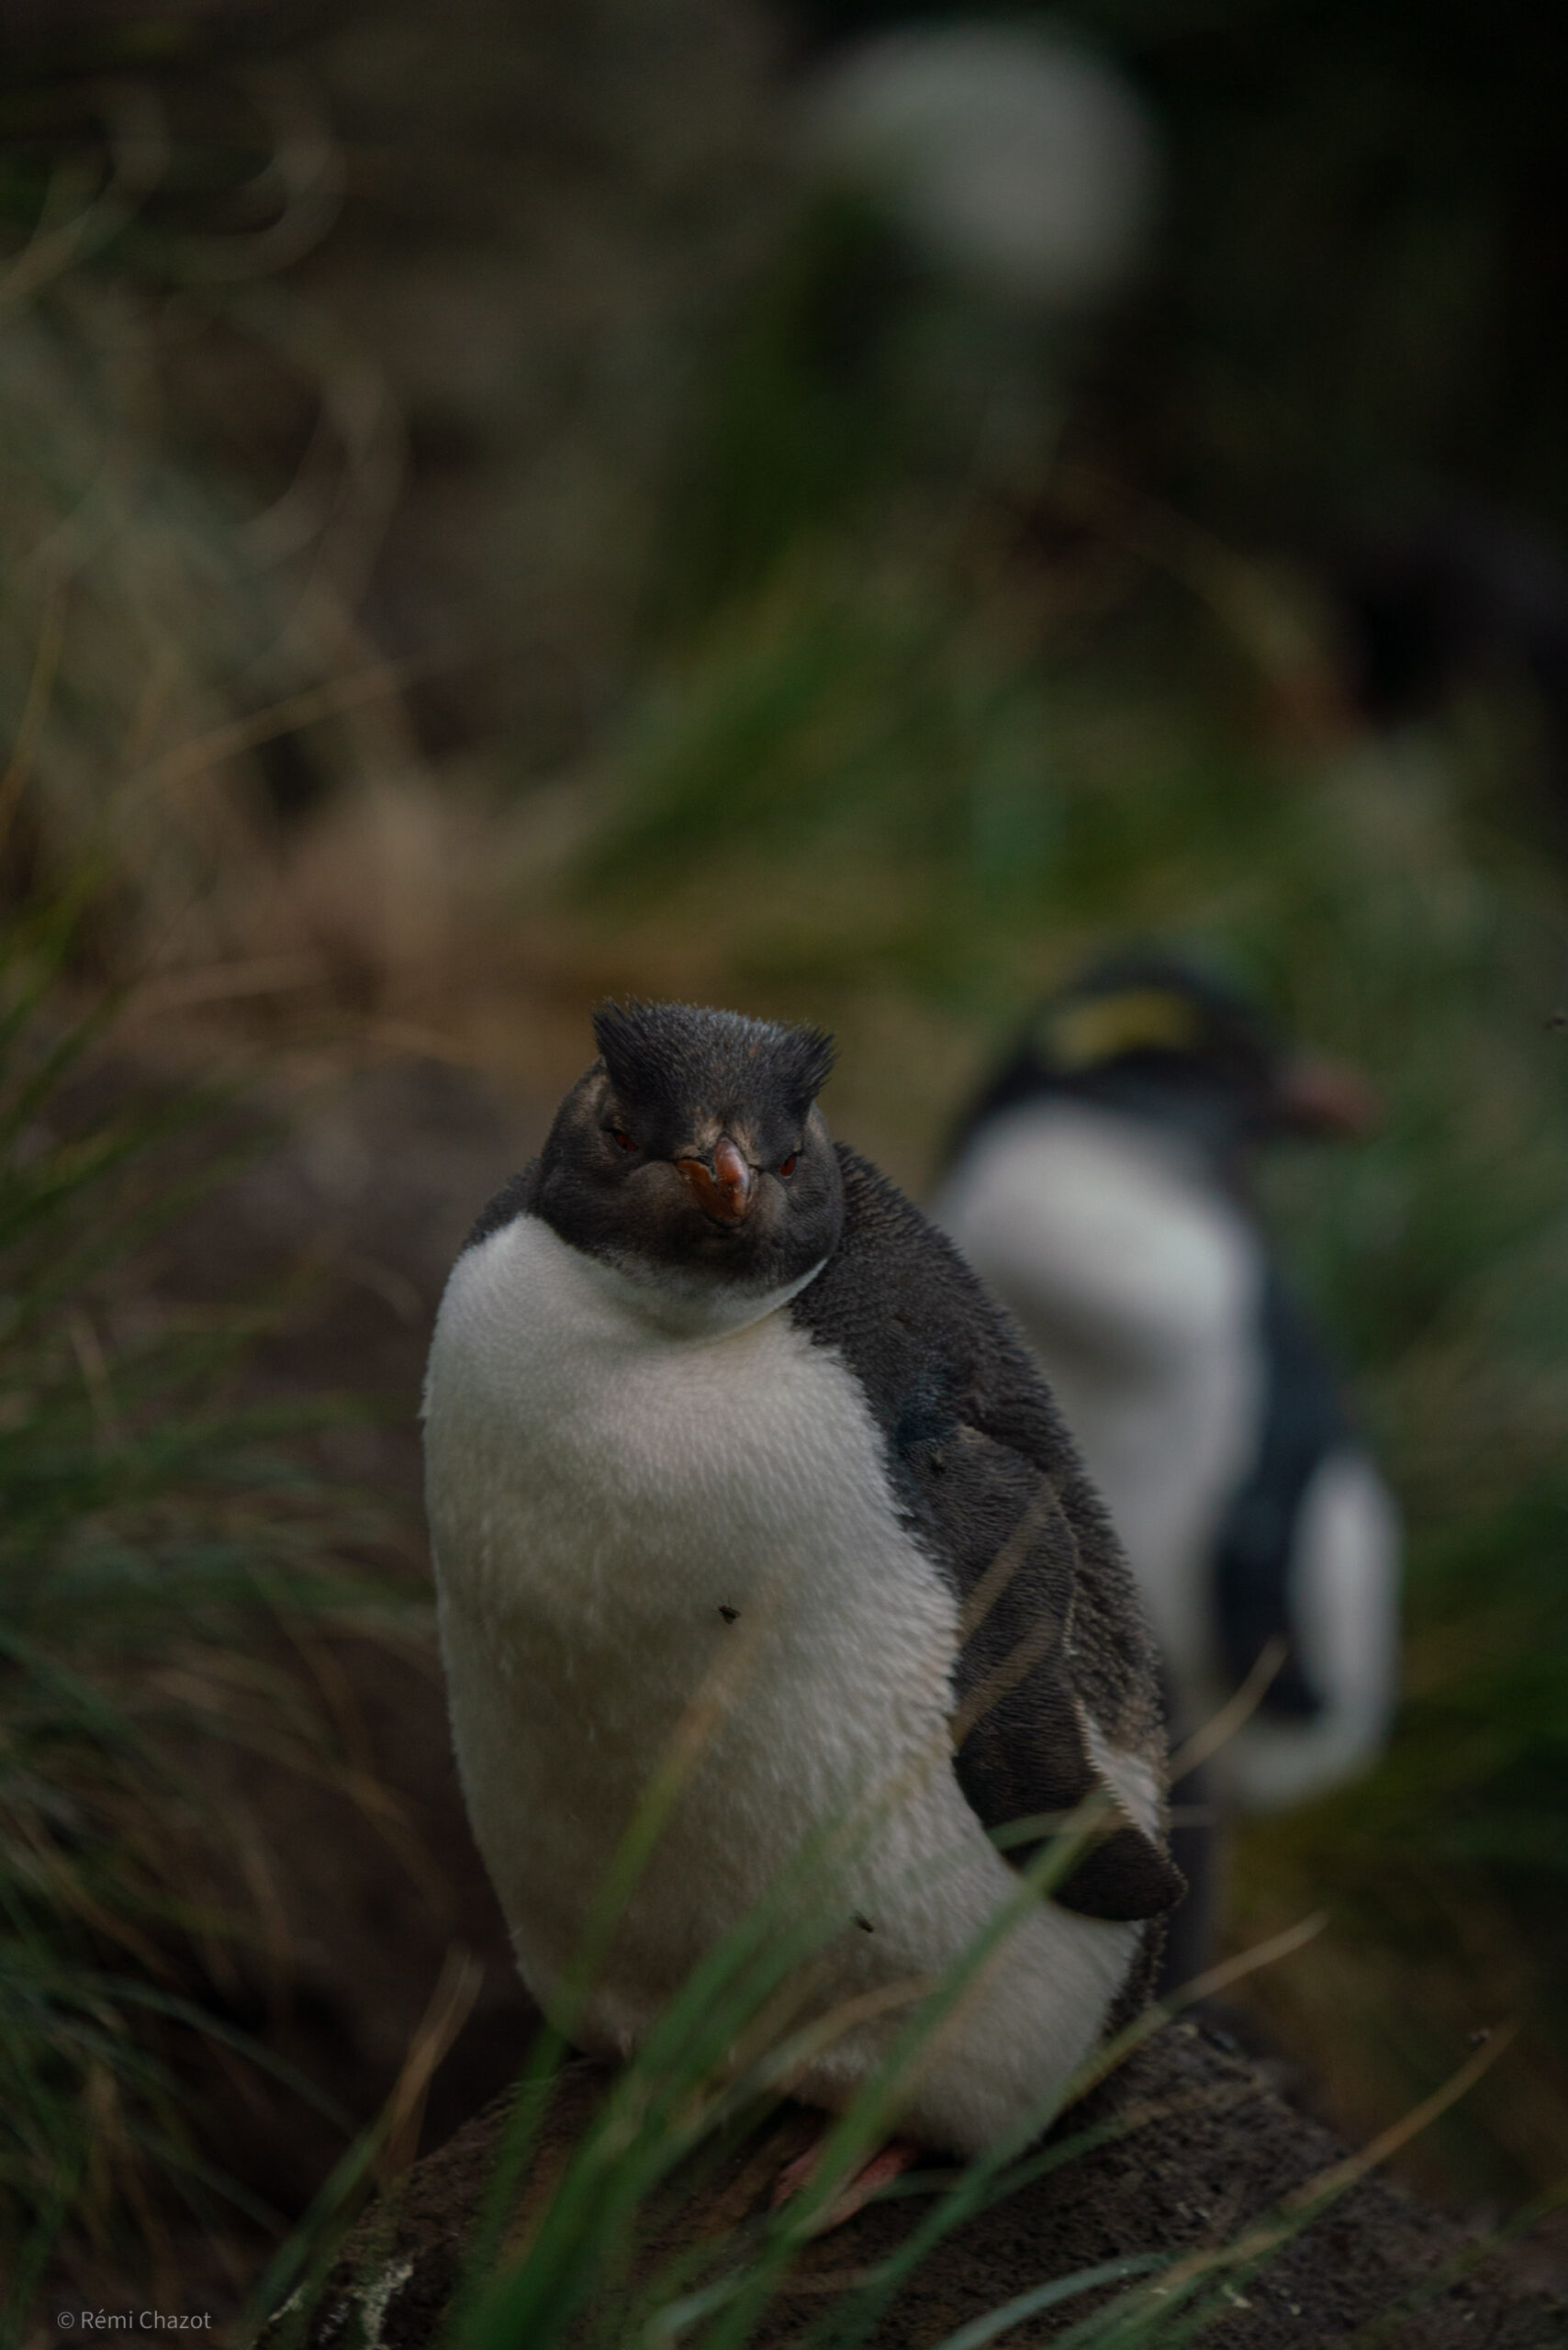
<box><xmin>3</xmin><ymin>0</ymin><xmax>1566</xmax><ymax>2322</ymax></box>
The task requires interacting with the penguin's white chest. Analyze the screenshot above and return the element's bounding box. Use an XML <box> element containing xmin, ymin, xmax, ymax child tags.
<box><xmin>422</xmin><ymin>1213</ymin><xmax>1143</xmax><ymax>2154</ymax></box>
<box><xmin>430</xmin><ymin>1223</ymin><xmax>902</xmax><ymax>1624</ymax></box>
<box><xmin>423</xmin><ymin>1215</ymin><xmax>960</xmax><ymax>1972</ymax></box>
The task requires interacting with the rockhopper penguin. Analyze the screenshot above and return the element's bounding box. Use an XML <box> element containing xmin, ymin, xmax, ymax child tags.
<box><xmin>937</xmin><ymin>955</ymin><xmax>1401</xmax><ymax>1832</ymax></box>
<box><xmin>423</xmin><ymin>1001</ymin><xmax>1183</xmax><ymax>2189</ymax></box>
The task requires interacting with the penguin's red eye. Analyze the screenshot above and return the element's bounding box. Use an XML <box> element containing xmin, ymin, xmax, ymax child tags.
<box><xmin>778</xmin><ymin>1151</ymin><xmax>798</xmax><ymax>1179</ymax></box>
<box><xmin>610</xmin><ymin>1128</ymin><xmax>636</xmax><ymax>1153</ymax></box>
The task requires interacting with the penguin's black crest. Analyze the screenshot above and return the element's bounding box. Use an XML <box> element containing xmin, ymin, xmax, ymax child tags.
<box><xmin>592</xmin><ymin>1001</ymin><xmax>836</xmax><ymax>1130</ymax></box>
<box><xmin>479</xmin><ymin>1000</ymin><xmax>845</xmax><ymax>1295</ymax></box>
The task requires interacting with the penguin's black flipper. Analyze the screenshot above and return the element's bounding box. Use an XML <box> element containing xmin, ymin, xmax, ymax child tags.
<box><xmin>1058</xmin><ymin>1825</ymin><xmax>1188</xmax><ymax>1921</ymax></box>
<box><xmin>918</xmin><ymin>1416</ymin><xmax>1185</xmax><ymax>1921</ymax></box>
<box><xmin>1212</xmin><ymin>1270</ymin><xmax>1346</xmax><ymax>1718</ymax></box>
<box><xmin>790</xmin><ymin>1147</ymin><xmax>1185</xmax><ymax>1924</ymax></box>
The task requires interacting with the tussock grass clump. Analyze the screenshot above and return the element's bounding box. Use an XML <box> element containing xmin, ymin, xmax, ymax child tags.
<box><xmin>0</xmin><ymin>55</ymin><xmax>434</xmax><ymax>2315</ymax></box>
<box><xmin>0</xmin><ymin>42</ymin><xmax>430</xmax><ymax>1000</ymax></box>
<box><xmin>0</xmin><ymin>914</ymin><xmax>389</xmax><ymax>2319</ymax></box>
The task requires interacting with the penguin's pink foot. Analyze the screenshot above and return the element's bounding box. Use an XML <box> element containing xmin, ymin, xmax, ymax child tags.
<box><xmin>770</xmin><ymin>2130</ymin><xmax>921</xmax><ymax>2234</ymax></box>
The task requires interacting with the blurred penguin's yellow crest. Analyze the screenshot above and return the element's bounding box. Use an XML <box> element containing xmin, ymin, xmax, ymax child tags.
<box><xmin>1039</xmin><ymin>987</ymin><xmax>1204</xmax><ymax>1071</ymax></box>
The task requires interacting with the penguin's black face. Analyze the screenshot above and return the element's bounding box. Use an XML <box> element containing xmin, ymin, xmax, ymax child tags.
<box><xmin>534</xmin><ymin>1002</ymin><xmax>845</xmax><ymax>1293</ymax></box>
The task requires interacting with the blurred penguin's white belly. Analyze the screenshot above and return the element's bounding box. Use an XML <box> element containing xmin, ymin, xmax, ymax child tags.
<box><xmin>422</xmin><ymin>1213</ymin><xmax>1143</xmax><ymax>2154</ymax></box>
<box><xmin>937</xmin><ymin>1102</ymin><xmax>1265</xmax><ymax>1685</ymax></box>
<box><xmin>1216</xmin><ymin>1444</ymin><xmax>1400</xmax><ymax>1810</ymax></box>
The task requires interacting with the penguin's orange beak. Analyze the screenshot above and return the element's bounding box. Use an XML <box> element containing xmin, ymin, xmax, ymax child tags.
<box><xmin>675</xmin><ymin>1137</ymin><xmax>754</xmax><ymax>1223</ymax></box>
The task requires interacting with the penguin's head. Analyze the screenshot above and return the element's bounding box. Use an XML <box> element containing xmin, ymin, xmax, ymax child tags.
<box><xmin>961</xmin><ymin>953</ymin><xmax>1376</xmax><ymax>1167</ymax></box>
<box><xmin>534</xmin><ymin>1001</ymin><xmax>844</xmax><ymax>1298</ymax></box>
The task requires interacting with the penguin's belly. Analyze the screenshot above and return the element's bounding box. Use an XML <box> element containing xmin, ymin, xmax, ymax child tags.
<box><xmin>937</xmin><ymin>1102</ymin><xmax>1263</xmax><ymax>1683</ymax></box>
<box><xmin>423</xmin><ymin>1214</ymin><xmax>1142</xmax><ymax>2154</ymax></box>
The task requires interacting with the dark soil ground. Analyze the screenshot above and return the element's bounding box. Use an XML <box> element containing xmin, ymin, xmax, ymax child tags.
<box><xmin>278</xmin><ymin>2031</ymin><xmax>1568</xmax><ymax>2349</ymax></box>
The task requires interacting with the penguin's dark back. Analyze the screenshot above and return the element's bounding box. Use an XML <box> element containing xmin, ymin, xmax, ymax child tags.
<box><xmin>790</xmin><ymin>1147</ymin><xmax>1169</xmax><ymax>1785</ymax></box>
<box><xmin>462</xmin><ymin>1164</ymin><xmax>541</xmax><ymax>1256</ymax></box>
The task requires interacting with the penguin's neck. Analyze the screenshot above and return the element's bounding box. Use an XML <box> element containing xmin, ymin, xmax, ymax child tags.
<box><xmin>542</xmin><ymin>1218</ymin><xmax>828</xmax><ymax>1343</ymax></box>
<box><xmin>1068</xmin><ymin>1072</ymin><xmax>1251</xmax><ymax>1175</ymax></box>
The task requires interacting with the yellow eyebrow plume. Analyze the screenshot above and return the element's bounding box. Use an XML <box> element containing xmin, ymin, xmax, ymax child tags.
<box><xmin>1039</xmin><ymin>987</ymin><xmax>1205</xmax><ymax>1071</ymax></box>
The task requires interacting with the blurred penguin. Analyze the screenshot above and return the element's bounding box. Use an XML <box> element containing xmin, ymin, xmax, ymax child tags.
<box><xmin>797</xmin><ymin>17</ymin><xmax>1159</xmax><ymax>316</ymax></box>
<box><xmin>790</xmin><ymin>13</ymin><xmax>1160</xmax><ymax>487</ymax></box>
<box><xmin>936</xmin><ymin>956</ymin><xmax>1401</xmax><ymax>1973</ymax></box>
<box><xmin>669</xmin><ymin>15</ymin><xmax>1160</xmax><ymax>620</ymax></box>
